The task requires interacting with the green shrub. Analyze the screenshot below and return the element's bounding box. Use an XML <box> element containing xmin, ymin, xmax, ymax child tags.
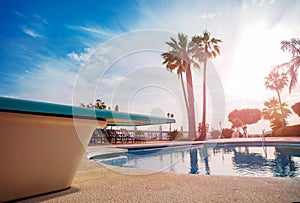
<box><xmin>168</xmin><ymin>129</ymin><xmax>184</xmax><ymax>141</ymax></box>
<box><xmin>272</xmin><ymin>124</ymin><xmax>300</xmax><ymax>137</ymax></box>
<box><xmin>221</xmin><ymin>128</ymin><xmax>234</xmax><ymax>138</ymax></box>
<box><xmin>292</xmin><ymin>102</ymin><xmax>300</xmax><ymax>117</ymax></box>
<box><xmin>136</xmin><ymin>130</ymin><xmax>144</xmax><ymax>135</ymax></box>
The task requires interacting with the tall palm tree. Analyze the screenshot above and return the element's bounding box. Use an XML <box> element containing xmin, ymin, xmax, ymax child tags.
<box><xmin>262</xmin><ymin>97</ymin><xmax>292</xmax><ymax>130</ymax></box>
<box><xmin>276</xmin><ymin>38</ymin><xmax>300</xmax><ymax>93</ymax></box>
<box><xmin>162</xmin><ymin>33</ymin><xmax>199</xmax><ymax>138</ymax></box>
<box><xmin>192</xmin><ymin>31</ymin><xmax>222</xmax><ymax>140</ymax></box>
<box><xmin>264</xmin><ymin>69</ymin><xmax>288</xmax><ymax>106</ymax></box>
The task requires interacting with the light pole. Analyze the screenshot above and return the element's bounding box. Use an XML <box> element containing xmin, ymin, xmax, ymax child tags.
<box><xmin>167</xmin><ymin>113</ymin><xmax>174</xmax><ymax>132</ymax></box>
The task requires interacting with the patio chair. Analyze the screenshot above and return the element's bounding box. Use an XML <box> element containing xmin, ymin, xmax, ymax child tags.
<box><xmin>122</xmin><ymin>128</ymin><xmax>147</xmax><ymax>143</ymax></box>
<box><xmin>107</xmin><ymin>129</ymin><xmax>123</xmax><ymax>144</ymax></box>
<box><xmin>134</xmin><ymin>135</ymin><xmax>147</xmax><ymax>143</ymax></box>
<box><xmin>99</xmin><ymin>128</ymin><xmax>110</xmax><ymax>144</ymax></box>
<box><xmin>120</xmin><ymin>128</ymin><xmax>134</xmax><ymax>144</ymax></box>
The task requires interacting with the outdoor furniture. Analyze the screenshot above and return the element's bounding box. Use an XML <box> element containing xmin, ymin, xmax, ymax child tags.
<box><xmin>107</xmin><ymin>129</ymin><xmax>124</xmax><ymax>144</ymax></box>
<box><xmin>121</xmin><ymin>128</ymin><xmax>147</xmax><ymax>143</ymax></box>
<box><xmin>89</xmin><ymin>129</ymin><xmax>110</xmax><ymax>145</ymax></box>
<box><xmin>89</xmin><ymin>129</ymin><xmax>100</xmax><ymax>145</ymax></box>
<box><xmin>99</xmin><ymin>128</ymin><xmax>110</xmax><ymax>144</ymax></box>
<box><xmin>120</xmin><ymin>128</ymin><xmax>135</xmax><ymax>143</ymax></box>
<box><xmin>134</xmin><ymin>136</ymin><xmax>147</xmax><ymax>143</ymax></box>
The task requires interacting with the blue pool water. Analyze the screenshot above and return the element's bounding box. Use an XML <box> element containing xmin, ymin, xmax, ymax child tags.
<box><xmin>95</xmin><ymin>143</ymin><xmax>300</xmax><ymax>177</ymax></box>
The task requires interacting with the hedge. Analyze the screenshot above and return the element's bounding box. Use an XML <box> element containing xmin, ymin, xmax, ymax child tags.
<box><xmin>272</xmin><ymin>124</ymin><xmax>300</xmax><ymax>137</ymax></box>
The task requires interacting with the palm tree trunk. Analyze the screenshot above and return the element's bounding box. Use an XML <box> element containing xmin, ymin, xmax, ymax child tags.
<box><xmin>185</xmin><ymin>63</ymin><xmax>196</xmax><ymax>138</ymax></box>
<box><xmin>200</xmin><ymin>60</ymin><xmax>207</xmax><ymax>140</ymax></box>
<box><xmin>276</xmin><ymin>89</ymin><xmax>284</xmax><ymax>115</ymax></box>
<box><xmin>276</xmin><ymin>90</ymin><xmax>285</xmax><ymax>125</ymax></box>
<box><xmin>276</xmin><ymin>90</ymin><xmax>282</xmax><ymax>106</ymax></box>
<box><xmin>180</xmin><ymin>73</ymin><xmax>189</xmax><ymax>112</ymax></box>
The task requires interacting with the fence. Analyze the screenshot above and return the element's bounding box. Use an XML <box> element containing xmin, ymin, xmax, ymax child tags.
<box><xmin>114</xmin><ymin>129</ymin><xmax>173</xmax><ymax>140</ymax></box>
<box><xmin>89</xmin><ymin>128</ymin><xmax>264</xmax><ymax>145</ymax></box>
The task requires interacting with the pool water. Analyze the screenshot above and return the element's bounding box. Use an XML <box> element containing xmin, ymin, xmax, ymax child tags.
<box><xmin>96</xmin><ymin>144</ymin><xmax>300</xmax><ymax>177</ymax></box>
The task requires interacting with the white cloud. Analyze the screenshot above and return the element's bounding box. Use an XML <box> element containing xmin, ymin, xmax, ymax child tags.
<box><xmin>12</xmin><ymin>10</ymin><xmax>29</xmax><ymax>19</ymax></box>
<box><xmin>199</xmin><ymin>12</ymin><xmax>221</xmax><ymax>19</ymax></box>
<box><xmin>67</xmin><ymin>48</ymin><xmax>94</xmax><ymax>65</ymax></box>
<box><xmin>67</xmin><ymin>25</ymin><xmax>119</xmax><ymax>39</ymax></box>
<box><xmin>21</xmin><ymin>26</ymin><xmax>43</xmax><ymax>38</ymax></box>
<box><xmin>16</xmin><ymin>58</ymin><xmax>79</xmax><ymax>104</ymax></box>
<box><xmin>33</xmin><ymin>14</ymin><xmax>48</xmax><ymax>24</ymax></box>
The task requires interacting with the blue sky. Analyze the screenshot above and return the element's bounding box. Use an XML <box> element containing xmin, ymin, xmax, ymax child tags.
<box><xmin>1</xmin><ymin>0</ymin><xmax>299</xmax><ymax>132</ymax></box>
<box><xmin>0</xmin><ymin>0</ymin><xmax>139</xmax><ymax>95</ymax></box>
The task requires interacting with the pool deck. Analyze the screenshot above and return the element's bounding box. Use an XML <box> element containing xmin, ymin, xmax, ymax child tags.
<box><xmin>21</xmin><ymin>137</ymin><xmax>300</xmax><ymax>202</ymax></box>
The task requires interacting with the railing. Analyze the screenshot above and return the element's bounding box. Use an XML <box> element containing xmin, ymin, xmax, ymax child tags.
<box><xmin>89</xmin><ymin>128</ymin><xmax>265</xmax><ymax>145</ymax></box>
<box><xmin>114</xmin><ymin>129</ymin><xmax>172</xmax><ymax>140</ymax></box>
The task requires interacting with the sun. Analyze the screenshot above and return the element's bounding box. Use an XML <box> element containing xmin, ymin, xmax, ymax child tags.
<box><xmin>226</xmin><ymin>22</ymin><xmax>291</xmax><ymax>101</ymax></box>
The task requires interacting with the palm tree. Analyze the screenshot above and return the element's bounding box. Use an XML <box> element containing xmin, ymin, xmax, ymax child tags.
<box><xmin>192</xmin><ymin>31</ymin><xmax>222</xmax><ymax>140</ymax></box>
<box><xmin>262</xmin><ymin>97</ymin><xmax>292</xmax><ymax>130</ymax></box>
<box><xmin>264</xmin><ymin>69</ymin><xmax>288</xmax><ymax>106</ymax></box>
<box><xmin>276</xmin><ymin>38</ymin><xmax>300</xmax><ymax>93</ymax></box>
<box><xmin>162</xmin><ymin>33</ymin><xmax>199</xmax><ymax>138</ymax></box>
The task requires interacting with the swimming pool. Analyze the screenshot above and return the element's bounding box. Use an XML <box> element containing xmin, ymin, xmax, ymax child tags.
<box><xmin>95</xmin><ymin>143</ymin><xmax>300</xmax><ymax>178</ymax></box>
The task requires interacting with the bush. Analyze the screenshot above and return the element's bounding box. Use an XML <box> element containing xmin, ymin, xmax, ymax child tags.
<box><xmin>177</xmin><ymin>137</ymin><xmax>194</xmax><ymax>141</ymax></box>
<box><xmin>136</xmin><ymin>130</ymin><xmax>144</xmax><ymax>135</ymax></box>
<box><xmin>168</xmin><ymin>129</ymin><xmax>184</xmax><ymax>141</ymax></box>
<box><xmin>292</xmin><ymin>102</ymin><xmax>300</xmax><ymax>117</ymax></box>
<box><xmin>272</xmin><ymin>124</ymin><xmax>300</xmax><ymax>137</ymax></box>
<box><xmin>221</xmin><ymin>128</ymin><xmax>234</xmax><ymax>138</ymax></box>
<box><xmin>211</xmin><ymin>129</ymin><xmax>221</xmax><ymax>139</ymax></box>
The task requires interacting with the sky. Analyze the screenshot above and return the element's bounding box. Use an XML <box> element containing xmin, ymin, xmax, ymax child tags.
<box><xmin>0</xmin><ymin>0</ymin><xmax>299</xmax><ymax>133</ymax></box>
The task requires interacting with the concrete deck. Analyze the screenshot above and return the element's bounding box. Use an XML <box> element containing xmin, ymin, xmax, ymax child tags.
<box><xmin>20</xmin><ymin>137</ymin><xmax>300</xmax><ymax>202</ymax></box>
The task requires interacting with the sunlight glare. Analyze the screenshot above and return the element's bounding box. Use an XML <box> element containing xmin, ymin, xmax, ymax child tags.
<box><xmin>227</xmin><ymin>22</ymin><xmax>291</xmax><ymax>100</ymax></box>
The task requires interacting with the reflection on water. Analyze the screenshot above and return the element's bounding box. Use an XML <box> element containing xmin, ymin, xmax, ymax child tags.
<box><xmin>273</xmin><ymin>147</ymin><xmax>297</xmax><ymax>177</ymax></box>
<box><xmin>97</xmin><ymin>144</ymin><xmax>300</xmax><ymax>178</ymax></box>
<box><xmin>198</xmin><ymin>147</ymin><xmax>210</xmax><ymax>175</ymax></box>
<box><xmin>189</xmin><ymin>148</ymin><xmax>198</xmax><ymax>174</ymax></box>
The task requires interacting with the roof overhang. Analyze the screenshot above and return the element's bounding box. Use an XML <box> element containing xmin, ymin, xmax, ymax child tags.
<box><xmin>0</xmin><ymin>97</ymin><xmax>175</xmax><ymax>126</ymax></box>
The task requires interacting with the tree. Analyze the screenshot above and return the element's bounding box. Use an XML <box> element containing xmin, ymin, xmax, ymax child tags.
<box><xmin>162</xmin><ymin>33</ymin><xmax>199</xmax><ymax>138</ymax></box>
<box><xmin>276</xmin><ymin>38</ymin><xmax>300</xmax><ymax>93</ymax></box>
<box><xmin>79</xmin><ymin>99</ymin><xmax>107</xmax><ymax>109</ymax></box>
<box><xmin>265</xmin><ymin>69</ymin><xmax>288</xmax><ymax>106</ymax></box>
<box><xmin>221</xmin><ymin>128</ymin><xmax>234</xmax><ymax>139</ymax></box>
<box><xmin>197</xmin><ymin>122</ymin><xmax>209</xmax><ymax>137</ymax></box>
<box><xmin>230</xmin><ymin>117</ymin><xmax>243</xmax><ymax>133</ymax></box>
<box><xmin>291</xmin><ymin>102</ymin><xmax>300</xmax><ymax>117</ymax></box>
<box><xmin>262</xmin><ymin>97</ymin><xmax>292</xmax><ymax>130</ymax></box>
<box><xmin>228</xmin><ymin>108</ymin><xmax>261</xmax><ymax>136</ymax></box>
<box><xmin>192</xmin><ymin>31</ymin><xmax>222</xmax><ymax>140</ymax></box>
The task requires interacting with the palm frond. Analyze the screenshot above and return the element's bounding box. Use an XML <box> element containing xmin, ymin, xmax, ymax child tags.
<box><xmin>280</xmin><ymin>38</ymin><xmax>300</xmax><ymax>57</ymax></box>
<box><xmin>192</xmin><ymin>31</ymin><xmax>221</xmax><ymax>60</ymax></box>
<box><xmin>194</xmin><ymin>62</ymin><xmax>200</xmax><ymax>69</ymax></box>
<box><xmin>288</xmin><ymin>65</ymin><xmax>298</xmax><ymax>93</ymax></box>
<box><xmin>262</xmin><ymin>97</ymin><xmax>290</xmax><ymax>129</ymax></box>
<box><xmin>264</xmin><ymin>69</ymin><xmax>288</xmax><ymax>92</ymax></box>
<box><xmin>213</xmin><ymin>45</ymin><xmax>220</xmax><ymax>55</ymax></box>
